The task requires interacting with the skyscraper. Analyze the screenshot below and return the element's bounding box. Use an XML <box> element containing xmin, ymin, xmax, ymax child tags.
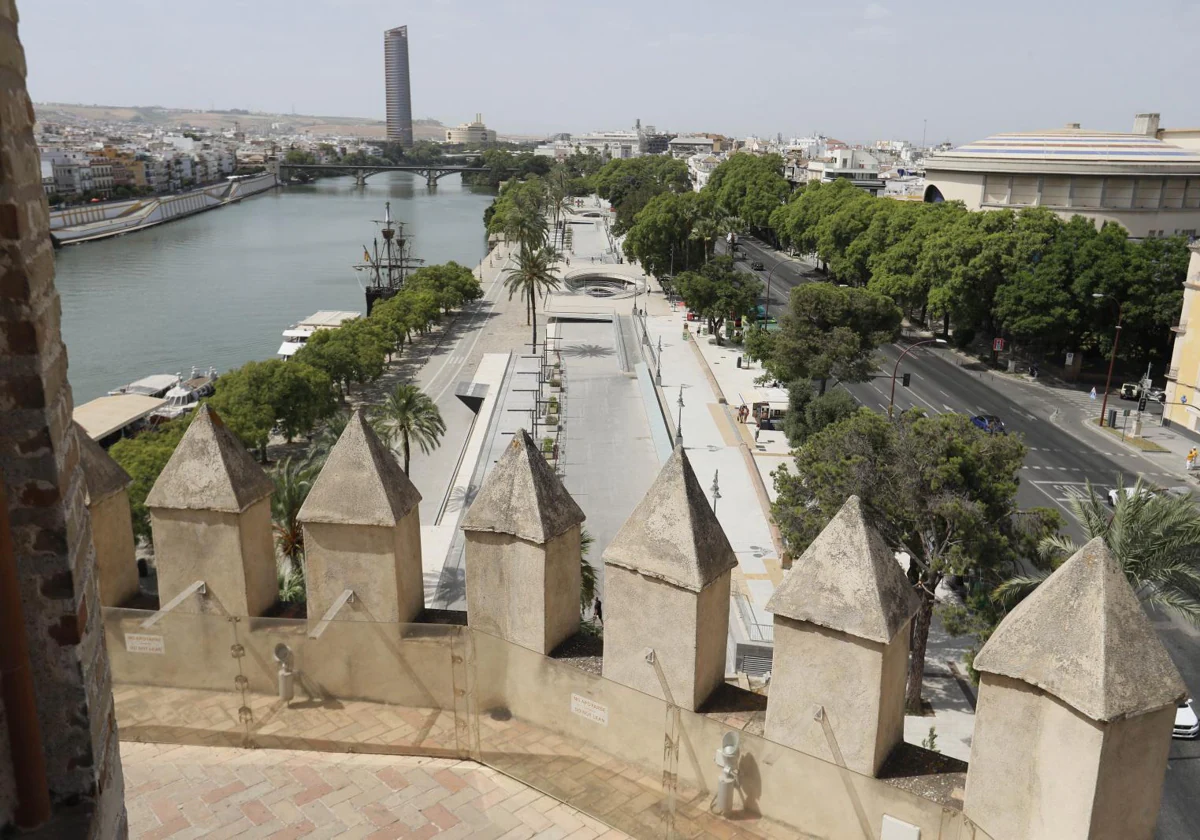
<box><xmin>384</xmin><ymin>25</ymin><xmax>413</xmax><ymax>147</ymax></box>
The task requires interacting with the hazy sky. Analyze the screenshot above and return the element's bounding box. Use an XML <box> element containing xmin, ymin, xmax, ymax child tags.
<box><xmin>16</xmin><ymin>0</ymin><xmax>1200</xmax><ymax>145</ymax></box>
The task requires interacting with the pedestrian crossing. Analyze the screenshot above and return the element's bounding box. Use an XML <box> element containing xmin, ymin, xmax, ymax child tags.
<box><xmin>1021</xmin><ymin>464</ymin><xmax>1177</xmax><ymax>479</ymax></box>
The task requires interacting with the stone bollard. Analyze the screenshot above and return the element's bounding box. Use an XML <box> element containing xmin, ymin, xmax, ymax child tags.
<box><xmin>76</xmin><ymin>424</ymin><xmax>139</xmax><ymax>607</ymax></box>
<box><xmin>460</xmin><ymin>429</ymin><xmax>585</xmax><ymax>654</ymax></box>
<box><xmin>602</xmin><ymin>445</ymin><xmax>737</xmax><ymax>712</ymax></box>
<box><xmin>298</xmin><ymin>409</ymin><xmax>423</xmax><ymax>624</ymax></box>
<box><xmin>145</xmin><ymin>404</ymin><xmax>276</xmax><ymax>616</ymax></box>
<box><xmin>964</xmin><ymin>538</ymin><xmax>1185</xmax><ymax>840</ymax></box>
<box><xmin>763</xmin><ymin>496</ymin><xmax>919</xmax><ymax>776</ymax></box>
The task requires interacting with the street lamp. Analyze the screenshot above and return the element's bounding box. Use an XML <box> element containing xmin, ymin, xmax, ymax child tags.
<box><xmin>1094</xmin><ymin>293</ymin><xmax>1124</xmax><ymax>427</ymax></box>
<box><xmin>656</xmin><ymin>336</ymin><xmax>663</xmax><ymax>387</ymax></box>
<box><xmin>676</xmin><ymin>386</ymin><xmax>685</xmax><ymax>447</ymax></box>
<box><xmin>888</xmin><ymin>338</ymin><xmax>948</xmax><ymax>419</ymax></box>
<box><xmin>710</xmin><ymin>470</ymin><xmax>721</xmax><ymax>514</ymax></box>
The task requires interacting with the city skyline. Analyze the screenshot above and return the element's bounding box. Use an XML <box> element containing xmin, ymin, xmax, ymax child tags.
<box><xmin>15</xmin><ymin>0</ymin><xmax>1200</xmax><ymax>146</ymax></box>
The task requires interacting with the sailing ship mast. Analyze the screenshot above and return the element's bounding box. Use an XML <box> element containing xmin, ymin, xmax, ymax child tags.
<box><xmin>354</xmin><ymin>201</ymin><xmax>424</xmax><ymax>315</ymax></box>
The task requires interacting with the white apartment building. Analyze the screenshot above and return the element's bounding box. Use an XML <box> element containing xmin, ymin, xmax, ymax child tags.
<box><xmin>572</xmin><ymin>131</ymin><xmax>640</xmax><ymax>159</ymax></box>
<box><xmin>806</xmin><ymin>149</ymin><xmax>885</xmax><ymax>195</ymax></box>
<box><xmin>668</xmin><ymin>135</ymin><xmax>714</xmax><ymax>159</ymax></box>
<box><xmin>687</xmin><ymin>153</ymin><xmax>722</xmax><ymax>192</ymax></box>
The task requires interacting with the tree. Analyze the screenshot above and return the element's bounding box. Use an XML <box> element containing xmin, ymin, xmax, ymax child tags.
<box><xmin>591</xmin><ymin>156</ymin><xmax>690</xmax><ymax>235</ymax></box>
<box><xmin>406</xmin><ymin>261</ymin><xmax>483</xmax><ymax>315</ymax></box>
<box><xmin>622</xmin><ymin>190</ymin><xmax>705</xmax><ymax>277</ymax></box>
<box><xmin>375</xmin><ymin>383</ymin><xmax>447</xmax><ymax>474</ymax></box>
<box><xmin>765</xmin><ymin>283</ymin><xmax>901</xmax><ymax>388</ymax></box>
<box><xmin>108</xmin><ymin>413</ymin><xmax>195</xmax><ymax>541</ymax></box>
<box><xmin>772</xmin><ymin>409</ymin><xmax>1058</xmax><ymax>712</ymax></box>
<box><xmin>271</xmin><ymin>456</ymin><xmax>315</xmax><ymax>570</ymax></box>
<box><xmin>580</xmin><ymin>528</ymin><xmax>597</xmax><ymax>616</ymax></box>
<box><xmin>689</xmin><ymin>217</ymin><xmax>720</xmax><ymax>263</ymax></box>
<box><xmin>996</xmin><ymin>478</ymin><xmax>1200</xmax><ymax>624</ymax></box>
<box><xmin>672</xmin><ymin>255</ymin><xmax>760</xmax><ymax>344</ymax></box>
<box><xmin>503</xmin><ymin>245</ymin><xmax>562</xmax><ymax>351</ymax></box>
<box><xmin>207</xmin><ymin>359</ymin><xmax>335</xmax><ymax>460</ymax></box>
<box><xmin>780</xmin><ymin>380</ymin><xmax>859</xmax><ymax>447</ymax></box>
<box><xmin>702</xmin><ymin>153</ymin><xmax>790</xmax><ymax>236</ymax></box>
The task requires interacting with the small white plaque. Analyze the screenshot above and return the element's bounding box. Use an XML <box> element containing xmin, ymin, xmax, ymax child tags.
<box><xmin>570</xmin><ymin>693</ymin><xmax>608</xmax><ymax>725</ymax></box>
<box><xmin>881</xmin><ymin>815</ymin><xmax>920</xmax><ymax>840</ymax></box>
<box><xmin>125</xmin><ymin>633</ymin><xmax>165</xmax><ymax>654</ymax></box>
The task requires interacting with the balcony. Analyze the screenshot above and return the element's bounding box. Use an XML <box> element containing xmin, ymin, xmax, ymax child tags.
<box><xmin>1168</xmin><ymin>366</ymin><xmax>1181</xmax><ymax>380</ymax></box>
<box><xmin>1172</xmin><ymin>320</ymin><xmax>1188</xmax><ymax>334</ymax></box>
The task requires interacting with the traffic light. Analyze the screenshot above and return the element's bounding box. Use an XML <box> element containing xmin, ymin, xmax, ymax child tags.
<box><xmin>902</xmin><ymin>373</ymin><xmax>912</xmax><ymax>387</ymax></box>
<box><xmin>1138</xmin><ymin>395</ymin><xmax>1149</xmax><ymax>412</ymax></box>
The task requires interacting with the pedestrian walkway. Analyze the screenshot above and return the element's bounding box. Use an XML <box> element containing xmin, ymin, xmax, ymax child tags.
<box><xmin>122</xmin><ymin>741</ymin><xmax>628</xmax><ymax>840</ymax></box>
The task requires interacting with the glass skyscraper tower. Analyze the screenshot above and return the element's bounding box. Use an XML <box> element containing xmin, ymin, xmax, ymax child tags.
<box><xmin>384</xmin><ymin>25</ymin><xmax>413</xmax><ymax>147</ymax></box>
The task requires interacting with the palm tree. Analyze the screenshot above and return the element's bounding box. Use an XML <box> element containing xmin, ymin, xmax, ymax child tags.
<box><xmin>376</xmin><ymin>383</ymin><xmax>447</xmax><ymax>474</ymax></box>
<box><xmin>503</xmin><ymin>245</ymin><xmax>562</xmax><ymax>352</ymax></box>
<box><xmin>580</xmin><ymin>527</ymin><xmax>597</xmax><ymax>616</ymax></box>
<box><xmin>689</xmin><ymin>217</ymin><xmax>720</xmax><ymax>262</ymax></box>
<box><xmin>271</xmin><ymin>456</ymin><xmax>316</xmax><ymax>603</ymax></box>
<box><xmin>996</xmin><ymin>477</ymin><xmax>1200</xmax><ymax>624</ymax></box>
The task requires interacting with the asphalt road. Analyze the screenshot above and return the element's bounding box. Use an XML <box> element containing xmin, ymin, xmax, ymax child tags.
<box><xmin>842</xmin><ymin>345</ymin><xmax>1200</xmax><ymax>840</ymax></box>
<box><xmin>728</xmin><ymin>234</ymin><xmax>1200</xmax><ymax>837</ymax></box>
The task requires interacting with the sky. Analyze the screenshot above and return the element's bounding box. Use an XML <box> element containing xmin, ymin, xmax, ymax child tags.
<box><xmin>16</xmin><ymin>0</ymin><xmax>1200</xmax><ymax>146</ymax></box>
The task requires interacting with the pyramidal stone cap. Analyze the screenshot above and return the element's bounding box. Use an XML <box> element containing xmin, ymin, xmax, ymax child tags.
<box><xmin>76</xmin><ymin>422</ymin><xmax>131</xmax><ymax>506</ymax></box>
<box><xmin>766</xmin><ymin>495</ymin><xmax>920</xmax><ymax>643</ymax></box>
<box><xmin>299</xmin><ymin>408</ymin><xmax>421</xmax><ymax>526</ymax></box>
<box><xmin>145</xmin><ymin>404</ymin><xmax>274</xmax><ymax>513</ymax></box>
<box><xmin>975</xmin><ymin>537</ymin><xmax>1186</xmax><ymax>722</ymax></box>
<box><xmin>603</xmin><ymin>445</ymin><xmax>736</xmax><ymax>592</ymax></box>
<box><xmin>461</xmin><ymin>428</ymin><xmax>585</xmax><ymax>544</ymax></box>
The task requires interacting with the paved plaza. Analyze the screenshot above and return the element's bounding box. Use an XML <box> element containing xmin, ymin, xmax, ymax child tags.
<box><xmin>122</xmin><ymin>742</ymin><xmax>629</xmax><ymax>840</ymax></box>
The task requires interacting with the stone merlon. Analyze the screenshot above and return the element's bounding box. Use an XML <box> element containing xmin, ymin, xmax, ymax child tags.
<box><xmin>461</xmin><ymin>428</ymin><xmax>585</xmax><ymax>544</ymax></box>
<box><xmin>298</xmin><ymin>408</ymin><xmax>421</xmax><ymax>526</ymax></box>
<box><xmin>76</xmin><ymin>422</ymin><xmax>131</xmax><ymax>506</ymax></box>
<box><xmin>602</xmin><ymin>445</ymin><xmax>736</xmax><ymax>591</ymax></box>
<box><xmin>974</xmin><ymin>537</ymin><xmax>1186</xmax><ymax>722</ymax></box>
<box><xmin>145</xmin><ymin>403</ymin><xmax>273</xmax><ymax>513</ymax></box>
<box><xmin>766</xmin><ymin>495</ymin><xmax>920</xmax><ymax>644</ymax></box>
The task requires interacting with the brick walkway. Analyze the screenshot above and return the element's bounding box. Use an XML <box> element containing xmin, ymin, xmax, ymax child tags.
<box><xmin>123</xmin><ymin>742</ymin><xmax>629</xmax><ymax>840</ymax></box>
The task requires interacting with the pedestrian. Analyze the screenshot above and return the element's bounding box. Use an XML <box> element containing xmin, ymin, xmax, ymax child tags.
<box><xmin>1090</xmin><ymin>386</ymin><xmax>1097</xmax><ymax>400</ymax></box>
<box><xmin>1189</xmin><ymin>448</ymin><xmax>1198</xmax><ymax>472</ymax></box>
<box><xmin>754</xmin><ymin>426</ymin><xmax>761</xmax><ymax>443</ymax></box>
<box><xmin>593</xmin><ymin>597</ymin><xmax>603</xmax><ymax>624</ymax></box>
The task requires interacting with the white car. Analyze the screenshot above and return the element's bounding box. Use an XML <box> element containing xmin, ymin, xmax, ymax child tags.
<box><xmin>1107</xmin><ymin>486</ymin><xmax>1154</xmax><ymax>506</ymax></box>
<box><xmin>1106</xmin><ymin>485</ymin><xmax>1191</xmax><ymax>506</ymax></box>
<box><xmin>1175</xmin><ymin>699</ymin><xmax>1199</xmax><ymax>739</ymax></box>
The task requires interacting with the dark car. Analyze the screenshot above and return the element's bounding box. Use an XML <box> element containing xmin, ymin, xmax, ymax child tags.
<box><xmin>971</xmin><ymin>415</ymin><xmax>1006</xmax><ymax>434</ymax></box>
<box><xmin>750</xmin><ymin>261</ymin><xmax>765</xmax><ymax>271</ymax></box>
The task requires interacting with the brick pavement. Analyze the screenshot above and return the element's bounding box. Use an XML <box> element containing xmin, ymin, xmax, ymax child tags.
<box><xmin>123</xmin><ymin>742</ymin><xmax>630</xmax><ymax>840</ymax></box>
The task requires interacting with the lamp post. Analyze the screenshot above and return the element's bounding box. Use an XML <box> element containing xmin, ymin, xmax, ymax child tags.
<box><xmin>888</xmin><ymin>338</ymin><xmax>948</xmax><ymax>419</ymax></box>
<box><xmin>675</xmin><ymin>386</ymin><xmax>685</xmax><ymax>447</ymax></box>
<box><xmin>710</xmin><ymin>470</ymin><xmax>721</xmax><ymax>515</ymax></box>
<box><xmin>1095</xmin><ymin>293</ymin><xmax>1124</xmax><ymax>427</ymax></box>
<box><xmin>656</xmin><ymin>336</ymin><xmax>663</xmax><ymax>387</ymax></box>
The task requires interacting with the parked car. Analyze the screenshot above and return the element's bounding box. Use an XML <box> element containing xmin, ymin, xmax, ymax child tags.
<box><xmin>1120</xmin><ymin>382</ymin><xmax>1142</xmax><ymax>400</ymax></box>
<box><xmin>970</xmin><ymin>415</ymin><xmax>1006</xmax><ymax>434</ymax></box>
<box><xmin>1175</xmin><ymin>699</ymin><xmax>1199</xmax><ymax>739</ymax></box>
<box><xmin>751</xmin><ymin>261</ymin><xmax>765</xmax><ymax>271</ymax></box>
<box><xmin>1147</xmin><ymin>386</ymin><xmax>1167</xmax><ymax>403</ymax></box>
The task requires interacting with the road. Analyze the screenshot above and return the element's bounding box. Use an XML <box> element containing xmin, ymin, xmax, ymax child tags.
<box><xmin>733</xmin><ymin>235</ymin><xmax>1200</xmax><ymax>839</ymax></box>
<box><xmin>716</xmin><ymin>236</ymin><xmax>823</xmax><ymax>317</ymax></box>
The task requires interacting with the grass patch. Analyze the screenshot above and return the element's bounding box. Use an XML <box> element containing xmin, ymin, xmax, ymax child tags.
<box><xmin>1089</xmin><ymin>418</ymin><xmax>1170</xmax><ymax>452</ymax></box>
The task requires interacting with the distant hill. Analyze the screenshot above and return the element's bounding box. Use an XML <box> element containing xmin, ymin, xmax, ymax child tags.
<box><xmin>33</xmin><ymin>102</ymin><xmax>446</xmax><ymax>140</ymax></box>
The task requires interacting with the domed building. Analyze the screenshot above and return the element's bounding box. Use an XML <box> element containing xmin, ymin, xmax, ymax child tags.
<box><xmin>923</xmin><ymin>114</ymin><xmax>1200</xmax><ymax>239</ymax></box>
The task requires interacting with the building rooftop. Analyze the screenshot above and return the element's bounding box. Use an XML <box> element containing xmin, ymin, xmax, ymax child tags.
<box><xmin>928</xmin><ymin>129</ymin><xmax>1200</xmax><ymax>174</ymax></box>
<box><xmin>74</xmin><ymin>394</ymin><xmax>166</xmax><ymax>441</ymax></box>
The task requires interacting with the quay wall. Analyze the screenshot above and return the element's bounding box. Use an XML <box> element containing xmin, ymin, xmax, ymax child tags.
<box><xmin>48</xmin><ymin>173</ymin><xmax>278</xmax><ymax>245</ymax></box>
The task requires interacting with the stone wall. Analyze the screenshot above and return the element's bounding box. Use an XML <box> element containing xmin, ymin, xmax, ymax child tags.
<box><xmin>0</xmin><ymin>2</ymin><xmax>125</xmax><ymax>835</ymax></box>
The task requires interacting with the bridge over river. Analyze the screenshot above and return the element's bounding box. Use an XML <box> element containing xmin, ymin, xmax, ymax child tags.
<box><xmin>279</xmin><ymin>162</ymin><xmax>490</xmax><ymax>188</ymax></box>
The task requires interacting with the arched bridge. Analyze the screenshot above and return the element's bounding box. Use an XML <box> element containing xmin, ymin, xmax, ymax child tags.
<box><xmin>279</xmin><ymin>162</ymin><xmax>490</xmax><ymax>188</ymax></box>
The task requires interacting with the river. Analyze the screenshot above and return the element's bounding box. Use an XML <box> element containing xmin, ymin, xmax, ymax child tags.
<box><xmin>52</xmin><ymin>173</ymin><xmax>495</xmax><ymax>402</ymax></box>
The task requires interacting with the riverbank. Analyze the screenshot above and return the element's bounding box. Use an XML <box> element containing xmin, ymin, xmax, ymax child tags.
<box><xmin>54</xmin><ymin>172</ymin><xmax>494</xmax><ymax>401</ymax></box>
<box><xmin>49</xmin><ymin>172</ymin><xmax>278</xmax><ymax>245</ymax></box>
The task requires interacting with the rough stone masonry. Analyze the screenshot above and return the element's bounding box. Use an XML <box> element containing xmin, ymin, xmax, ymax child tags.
<box><xmin>0</xmin><ymin>1</ymin><xmax>127</xmax><ymax>835</ymax></box>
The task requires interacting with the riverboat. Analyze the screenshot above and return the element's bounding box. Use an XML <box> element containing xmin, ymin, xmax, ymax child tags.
<box><xmin>152</xmin><ymin>367</ymin><xmax>219</xmax><ymax>421</ymax></box>
<box><xmin>107</xmin><ymin>373</ymin><xmax>181</xmax><ymax>398</ymax></box>
<box><xmin>355</xmin><ymin>201</ymin><xmax>423</xmax><ymax>315</ymax></box>
<box><xmin>277</xmin><ymin>311</ymin><xmax>361</xmax><ymax>360</ymax></box>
